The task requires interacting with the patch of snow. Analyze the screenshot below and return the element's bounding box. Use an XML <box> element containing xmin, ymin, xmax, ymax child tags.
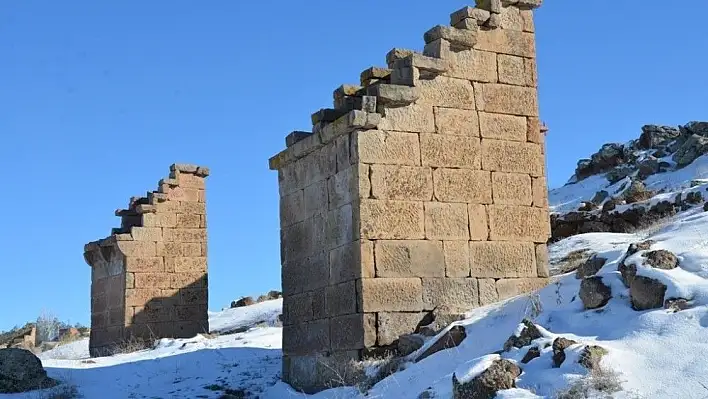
<box><xmin>453</xmin><ymin>354</ymin><xmax>499</xmax><ymax>384</ymax></box>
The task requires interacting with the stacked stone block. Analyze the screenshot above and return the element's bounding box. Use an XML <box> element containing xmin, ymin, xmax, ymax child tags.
<box><xmin>83</xmin><ymin>164</ymin><xmax>209</xmax><ymax>357</ymax></box>
<box><xmin>269</xmin><ymin>0</ymin><xmax>548</xmax><ymax>392</ymax></box>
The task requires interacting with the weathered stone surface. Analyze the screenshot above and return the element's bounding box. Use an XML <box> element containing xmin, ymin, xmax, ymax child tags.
<box><xmin>497</xmin><ymin>54</ymin><xmax>526</xmax><ymax>86</ymax></box>
<box><xmin>368</xmin><ymin>84</ymin><xmax>419</xmax><ymax>106</ymax></box>
<box><xmin>643</xmin><ymin>249</ymin><xmax>679</xmax><ymax>270</ymax></box>
<box><xmin>282</xmin><ymin>251</ymin><xmax>329</xmax><ymax>295</ymax></box>
<box><xmin>353</xmin><ymin>130</ymin><xmax>421</xmax><ymax>165</ymax></box>
<box><xmin>361</xmin><ymin>67</ymin><xmax>392</xmax><ymax>86</ymax></box>
<box><xmin>470</xmin><ymin>242</ymin><xmax>536</xmax><ymax>278</ymax></box>
<box><xmin>492</xmin><ymin>172</ymin><xmax>532</xmax><ymax>205</ymax></box>
<box><xmin>422</xmin><ymin>278</ymin><xmax>479</xmax><ymax>310</ymax></box>
<box><xmin>444</xmin><ymin>241</ymin><xmax>471</xmax><ymax>277</ymax></box>
<box><xmin>358</xmin><ymin>278</ymin><xmax>424</xmax><ymax>312</ymax></box>
<box><xmin>303</xmin><ymin>179</ymin><xmax>328</xmax><ymax>220</ymax></box>
<box><xmin>282</xmin><ymin>319</ymin><xmax>330</xmax><ymax>355</ymax></box>
<box><xmin>468</xmin><ymin>204</ymin><xmax>490</xmax><ymax>241</ymax></box>
<box><xmin>0</xmin><ymin>348</ymin><xmax>58</xmax><ymax>393</ymax></box>
<box><xmin>424</xmin><ymin>25</ymin><xmax>477</xmax><ymax>49</ymax></box>
<box><xmin>503</xmin><ymin>319</ymin><xmax>542</xmax><ymax>351</ymax></box>
<box><xmin>434</xmin><ymin>108</ymin><xmax>480</xmax><ymax>136</ymax></box>
<box><xmin>475</xmin><ymin>28</ymin><xmax>536</xmax><ymax>58</ymax></box>
<box><xmin>433</xmin><ymin>168</ymin><xmax>491</xmax><ymax>203</ymax></box>
<box><xmin>580</xmin><ymin>276</ymin><xmax>612</xmax><ymax>309</ymax></box>
<box><xmin>447</xmin><ymin>50</ymin><xmax>498</xmax><ymax>83</ymax></box>
<box><xmin>524</xmin><ymin>58</ymin><xmax>537</xmax><ymax>87</ymax></box>
<box><xmin>630</xmin><ymin>276</ymin><xmax>667</xmax><ymax>311</ymax></box>
<box><xmin>417</xmin><ymin>77</ymin><xmax>476</xmax><ymax>110</ymax></box>
<box><xmin>377</xmin><ymin>312</ymin><xmax>426</xmax><ymax>346</ymax></box>
<box><xmin>552</xmin><ymin>337</ymin><xmax>578</xmax><ymax>368</ymax></box>
<box><xmin>326</xmin><ymin>203</ymin><xmax>356</xmax><ymax>250</ymax></box>
<box><xmin>378</xmin><ymin>104</ymin><xmax>436</xmax><ymax>133</ymax></box>
<box><xmin>359</xmin><ymin>199</ymin><xmax>425</xmax><ymax>239</ymax></box>
<box><xmin>375</xmin><ymin>240</ymin><xmax>444</xmax><ymax>277</ymax></box>
<box><xmin>330</xmin><ymin>314</ymin><xmax>367</xmax><ymax>350</ymax></box>
<box><xmin>397</xmin><ymin>334</ymin><xmax>425</xmax><ymax>357</ymax></box>
<box><xmin>282</xmin><ymin>291</ymin><xmax>313</xmax><ymax>325</ymax></box>
<box><xmin>496</xmin><ymin>277</ymin><xmax>548</xmax><ymax>300</ymax></box>
<box><xmin>521</xmin><ymin>346</ymin><xmax>541</xmax><ymax>364</ymax></box>
<box><xmin>474</xmin><ymin>83</ymin><xmax>538</xmax><ymax>116</ymax></box>
<box><xmin>416</xmin><ymin>325</ymin><xmax>467</xmax><ymax>362</ymax></box>
<box><xmin>370</xmin><ymin>165</ymin><xmax>433</xmax><ymax>201</ymax></box>
<box><xmin>452</xmin><ymin>358</ymin><xmax>521</xmax><ymax>399</ymax></box>
<box><xmin>329</xmin><ymin>240</ymin><xmax>374</xmax><ymax>284</ymax></box>
<box><xmin>535</xmin><ymin>244</ymin><xmax>549</xmax><ymax>277</ymax></box>
<box><xmin>478</xmin><ymin>278</ymin><xmax>499</xmax><ymax>305</ymax></box>
<box><xmin>421</xmin><ymin>134</ymin><xmax>481</xmax><ymax>168</ymax></box>
<box><xmin>326</xmin><ymin>281</ymin><xmax>357</xmax><ymax>317</ymax></box>
<box><xmin>328</xmin><ymin>164</ymin><xmax>369</xmax><ymax>209</ymax></box>
<box><xmin>482</xmin><ymin>139</ymin><xmax>543</xmax><ymax>176</ymax></box>
<box><xmin>479</xmin><ymin>112</ymin><xmax>527</xmax><ymax>142</ymax></box>
<box><xmin>579</xmin><ymin>345</ymin><xmax>608</xmax><ymax>370</ymax></box>
<box><xmin>425</xmin><ymin>202</ymin><xmax>470</xmax><ymax>240</ymax></box>
<box><xmin>531</xmin><ymin>176</ymin><xmax>548</xmax><ymax>207</ymax></box>
<box><xmin>450</xmin><ymin>6</ymin><xmax>490</xmax><ymax>26</ymax></box>
<box><xmin>576</xmin><ymin>256</ymin><xmax>607</xmax><ymax>279</ymax></box>
<box><xmin>488</xmin><ymin>204</ymin><xmax>549</xmax><ymax>242</ymax></box>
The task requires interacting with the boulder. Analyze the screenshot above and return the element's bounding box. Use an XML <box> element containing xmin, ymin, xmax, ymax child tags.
<box><xmin>503</xmin><ymin>319</ymin><xmax>542</xmax><ymax>351</ymax></box>
<box><xmin>643</xmin><ymin>249</ymin><xmax>679</xmax><ymax>270</ymax></box>
<box><xmin>452</xmin><ymin>359</ymin><xmax>521</xmax><ymax>399</ymax></box>
<box><xmin>418</xmin><ymin>306</ymin><xmax>466</xmax><ymax>337</ymax></box>
<box><xmin>637</xmin><ymin>158</ymin><xmax>660</xmax><ymax>179</ymax></box>
<box><xmin>607</xmin><ymin>165</ymin><xmax>635</xmax><ymax>184</ymax></box>
<box><xmin>575</xmin><ymin>256</ymin><xmax>607</xmax><ymax>279</ymax></box>
<box><xmin>578</xmin><ymin>345</ymin><xmax>608</xmax><ymax>370</ymax></box>
<box><xmin>665</xmin><ymin>298</ymin><xmax>690</xmax><ymax>312</ymax></box>
<box><xmin>416</xmin><ymin>325</ymin><xmax>466</xmax><ymax>362</ymax></box>
<box><xmin>673</xmin><ymin>134</ymin><xmax>708</xmax><ymax>167</ymax></box>
<box><xmin>623</xmin><ymin>180</ymin><xmax>653</xmax><ymax>204</ymax></box>
<box><xmin>683</xmin><ymin>121</ymin><xmax>708</xmax><ymax>137</ymax></box>
<box><xmin>552</xmin><ymin>337</ymin><xmax>578</xmax><ymax>368</ymax></box>
<box><xmin>0</xmin><ymin>348</ymin><xmax>58</xmax><ymax>393</ymax></box>
<box><xmin>398</xmin><ymin>334</ymin><xmax>425</xmax><ymax>357</ymax></box>
<box><xmin>618</xmin><ymin>241</ymin><xmax>655</xmax><ymax>287</ymax></box>
<box><xmin>602</xmin><ymin>198</ymin><xmax>618</xmax><ymax>212</ymax></box>
<box><xmin>638</xmin><ymin>125</ymin><xmax>680</xmax><ymax>149</ymax></box>
<box><xmin>520</xmin><ymin>347</ymin><xmax>540</xmax><ymax>364</ymax></box>
<box><xmin>630</xmin><ymin>276</ymin><xmax>667</xmax><ymax>311</ymax></box>
<box><xmin>580</xmin><ymin>276</ymin><xmax>612</xmax><ymax>309</ymax></box>
<box><xmin>231</xmin><ymin>296</ymin><xmax>255</xmax><ymax>308</ymax></box>
<box><xmin>686</xmin><ymin>191</ymin><xmax>703</xmax><ymax>204</ymax></box>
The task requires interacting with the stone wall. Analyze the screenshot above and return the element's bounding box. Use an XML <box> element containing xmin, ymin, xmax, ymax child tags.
<box><xmin>269</xmin><ymin>0</ymin><xmax>549</xmax><ymax>392</ymax></box>
<box><xmin>83</xmin><ymin>164</ymin><xmax>209</xmax><ymax>357</ymax></box>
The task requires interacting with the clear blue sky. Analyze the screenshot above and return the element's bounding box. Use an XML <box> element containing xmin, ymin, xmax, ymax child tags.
<box><xmin>1</xmin><ymin>1</ymin><xmax>707</xmax><ymax>331</ymax></box>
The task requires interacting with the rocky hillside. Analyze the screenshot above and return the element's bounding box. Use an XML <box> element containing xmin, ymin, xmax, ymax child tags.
<box><xmin>549</xmin><ymin>121</ymin><xmax>708</xmax><ymax>241</ymax></box>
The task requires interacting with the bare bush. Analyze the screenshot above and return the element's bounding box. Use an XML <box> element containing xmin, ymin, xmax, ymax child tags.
<box><xmin>554</xmin><ymin>367</ymin><xmax>624</xmax><ymax>399</ymax></box>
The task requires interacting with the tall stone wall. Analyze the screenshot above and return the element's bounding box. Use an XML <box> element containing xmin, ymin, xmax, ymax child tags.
<box><xmin>269</xmin><ymin>0</ymin><xmax>549</xmax><ymax>392</ymax></box>
<box><xmin>84</xmin><ymin>164</ymin><xmax>210</xmax><ymax>357</ymax></box>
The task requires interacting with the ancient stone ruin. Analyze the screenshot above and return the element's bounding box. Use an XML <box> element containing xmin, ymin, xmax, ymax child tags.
<box><xmin>84</xmin><ymin>164</ymin><xmax>209</xmax><ymax>357</ymax></box>
<box><xmin>269</xmin><ymin>0</ymin><xmax>549</xmax><ymax>392</ymax></box>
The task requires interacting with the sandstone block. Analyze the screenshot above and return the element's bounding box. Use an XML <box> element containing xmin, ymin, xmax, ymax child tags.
<box><xmin>421</xmin><ymin>134</ymin><xmax>481</xmax><ymax>168</ymax></box>
<box><xmin>282</xmin><ymin>320</ymin><xmax>330</xmax><ymax>355</ymax></box>
<box><xmin>320</xmin><ymin>111</ymin><xmax>381</xmax><ymax>145</ymax></box>
<box><xmin>125</xmin><ymin>288</ymin><xmax>163</xmax><ymax>307</ymax></box>
<box><xmin>370</xmin><ymin>165</ymin><xmax>433</xmax><ymax>201</ymax></box>
<box><xmin>282</xmin><ymin>251</ymin><xmax>329</xmax><ymax>295</ymax></box>
<box><xmin>175</xmin><ymin>201</ymin><xmax>206</xmax><ymax>215</ymax></box>
<box><xmin>326</xmin><ymin>204</ymin><xmax>356</xmax><ymax>250</ymax></box>
<box><xmin>474</xmin><ymin>83</ymin><xmax>538</xmax><ymax>117</ymax></box>
<box><xmin>304</xmin><ymin>179</ymin><xmax>328</xmax><ymax>220</ymax></box>
<box><xmin>367</xmin><ymin>84</ymin><xmax>419</xmax><ymax>106</ymax></box>
<box><xmin>469</xmin><ymin>204</ymin><xmax>490</xmax><ymax>241</ymax></box>
<box><xmin>361</xmin><ymin>67</ymin><xmax>392</xmax><ymax>86</ymax></box>
<box><xmin>167</xmin><ymin>256</ymin><xmax>207</xmax><ymax>273</ymax></box>
<box><xmin>423</xmin><ymin>38</ymin><xmax>451</xmax><ymax>60</ymax></box>
<box><xmin>447</xmin><ymin>50</ymin><xmax>497</xmax><ymax>83</ymax></box>
<box><xmin>433</xmin><ymin>168</ymin><xmax>491</xmax><ymax>203</ymax></box>
<box><xmin>129</xmin><ymin>227</ymin><xmax>163</xmax><ymax>242</ymax></box>
<box><xmin>175</xmin><ymin>305</ymin><xmax>207</xmax><ymax>322</ymax></box>
<box><xmin>499</xmin><ymin>5</ymin><xmax>524</xmax><ymax>31</ymax></box>
<box><xmin>125</xmin><ymin>257</ymin><xmax>164</xmax><ymax>273</ymax></box>
<box><xmin>312</xmin><ymin>288</ymin><xmax>327</xmax><ymax>320</ymax></box>
<box><xmin>424</xmin><ymin>25</ymin><xmax>477</xmax><ymax>49</ymax></box>
<box><xmin>170</xmin><ymin>272</ymin><xmax>207</xmax><ymax>289</ymax></box>
<box><xmin>176</xmin><ymin>213</ymin><xmax>201</xmax><ymax>228</ymax></box>
<box><xmin>396</xmin><ymin>53</ymin><xmax>450</xmax><ymax>74</ymax></box>
<box><xmin>526</xmin><ymin>117</ymin><xmax>544</xmax><ymax>144</ymax></box>
<box><xmin>157</xmin><ymin>242</ymin><xmax>202</xmax><ymax>257</ymax></box>
<box><xmin>417</xmin><ymin>76</ymin><xmax>476</xmax><ymax>110</ymax></box>
<box><xmin>386</xmin><ymin>48</ymin><xmax>415</xmax><ymax>68</ymax></box>
<box><xmin>125</xmin><ymin>273</ymin><xmax>135</xmax><ymax>289</ymax></box>
<box><xmin>497</xmin><ymin>54</ymin><xmax>526</xmax><ymax>86</ymax></box>
<box><xmin>434</xmin><ymin>108</ymin><xmax>480</xmax><ymax>136</ymax></box>
<box><xmin>521</xmin><ymin>9</ymin><xmax>535</xmax><ymax>32</ymax></box>
<box><xmin>177</xmin><ymin>174</ymin><xmax>205</xmax><ymax>189</ymax></box>
<box><xmin>132</xmin><ymin>305</ymin><xmax>174</xmax><ymax>324</ymax></box>
<box><xmin>285</xmin><ymin>131</ymin><xmax>313</xmax><ymax>147</ymax></box>
<box><xmin>282</xmin><ymin>291</ymin><xmax>313</xmax><ymax>325</ymax></box>
<box><xmin>163</xmin><ymin>228</ymin><xmax>207</xmax><ymax>243</ymax></box>
<box><xmin>334</xmin><ymin>134</ymin><xmax>350</xmax><ymax>172</ymax></box>
<box><xmin>116</xmin><ymin>241</ymin><xmax>157</xmax><ymax>257</ymax></box>
<box><xmin>475</xmin><ymin>28</ymin><xmax>535</xmax><ymax>58</ymax></box>
<box><xmin>179</xmin><ymin>288</ymin><xmax>208</xmax><ymax>305</ymax></box>
<box><xmin>378</xmin><ymin>103</ymin><xmax>436</xmax><ymax>134</ymax></box>
<box><xmin>496</xmin><ymin>278</ymin><xmax>549</xmax><ymax>300</ymax></box>
<box><xmin>374</xmin><ymin>240</ymin><xmax>444</xmax><ymax>277</ymax></box>
<box><xmin>134</xmin><ymin>273</ymin><xmax>171</xmax><ymax>289</ymax></box>
<box><xmin>532</xmin><ymin>176</ymin><xmax>548</xmax><ymax>207</ymax></box>
<box><xmin>481</xmin><ymin>139</ymin><xmax>544</xmax><ymax>176</ymax></box>
<box><xmin>444</xmin><ymin>241</ymin><xmax>470</xmax><ymax>277</ymax></box>
<box><xmin>492</xmin><ymin>172</ymin><xmax>532</xmax><ymax>205</ymax></box>
<box><xmin>478</xmin><ymin>112</ymin><xmax>527</xmax><ymax>142</ymax></box>
<box><xmin>280</xmin><ymin>190</ymin><xmax>305</xmax><ymax>228</ymax></box>
<box><xmin>488</xmin><ymin>205</ymin><xmax>550</xmax><ymax>242</ymax></box>
<box><xmin>422</xmin><ymin>278</ymin><xmax>479</xmax><ymax>311</ymax></box>
<box><xmin>364</xmin><ymin>313</ymin><xmax>377</xmax><ymax>347</ymax></box>
<box><xmin>281</xmin><ymin>213</ymin><xmax>326</xmax><ymax>262</ymax></box>
<box><xmin>326</xmin><ymin>281</ymin><xmax>357</xmax><ymax>317</ymax></box>
<box><xmin>330</xmin><ymin>314</ymin><xmax>367</xmax><ymax>351</ymax></box>
<box><xmin>525</xmin><ymin>58</ymin><xmax>537</xmax><ymax>87</ymax></box>
<box><xmin>469</xmin><ymin>242</ymin><xmax>536</xmax><ymax>278</ymax></box>
<box><xmin>329</xmin><ymin>240</ymin><xmax>375</xmax><ymax>284</ymax></box>
<box><xmin>328</xmin><ymin>164</ymin><xmax>369</xmax><ymax>209</ymax></box>
<box><xmin>478</xmin><ymin>278</ymin><xmax>499</xmax><ymax>305</ymax></box>
<box><xmin>377</xmin><ymin>312</ymin><xmax>426</xmax><ymax>346</ymax></box>
<box><xmin>359</xmin><ymin>199</ymin><xmax>424</xmax><ymax>240</ymax></box>
<box><xmin>535</xmin><ymin>244</ymin><xmax>550</xmax><ymax>278</ymax></box>
<box><xmin>141</xmin><ymin>212</ymin><xmax>177</xmax><ymax>228</ymax></box>
<box><xmin>425</xmin><ymin>202</ymin><xmax>470</xmax><ymax>240</ymax></box>
<box><xmin>357</xmin><ymin>278</ymin><xmax>424</xmax><ymax>312</ymax></box>
<box><xmin>450</xmin><ymin>6</ymin><xmax>490</xmax><ymax>26</ymax></box>
<box><xmin>353</xmin><ymin>130</ymin><xmax>422</xmax><ymax>165</ymax></box>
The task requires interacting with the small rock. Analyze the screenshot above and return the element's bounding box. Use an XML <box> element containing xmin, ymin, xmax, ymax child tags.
<box><xmin>673</xmin><ymin>134</ymin><xmax>708</xmax><ymax>167</ymax></box>
<box><xmin>665</xmin><ymin>298</ymin><xmax>690</xmax><ymax>312</ymax></box>
<box><xmin>552</xmin><ymin>337</ymin><xmax>578</xmax><ymax>368</ymax></box>
<box><xmin>602</xmin><ymin>199</ymin><xmax>618</xmax><ymax>212</ymax></box>
<box><xmin>643</xmin><ymin>250</ymin><xmax>679</xmax><ymax>270</ymax></box>
<box><xmin>578</xmin><ymin>345</ymin><xmax>608</xmax><ymax>370</ymax></box>
<box><xmin>452</xmin><ymin>359</ymin><xmax>521</xmax><ymax>399</ymax></box>
<box><xmin>231</xmin><ymin>297</ymin><xmax>255</xmax><ymax>308</ymax></box>
<box><xmin>630</xmin><ymin>276</ymin><xmax>667</xmax><ymax>311</ymax></box>
<box><xmin>503</xmin><ymin>319</ymin><xmax>542</xmax><ymax>351</ymax></box>
<box><xmin>607</xmin><ymin>166</ymin><xmax>636</xmax><ymax>185</ymax></box>
<box><xmin>521</xmin><ymin>347</ymin><xmax>540</xmax><ymax>364</ymax></box>
<box><xmin>637</xmin><ymin>158</ymin><xmax>660</xmax><ymax>179</ymax></box>
<box><xmin>0</xmin><ymin>348</ymin><xmax>58</xmax><ymax>393</ymax></box>
<box><xmin>618</xmin><ymin>241</ymin><xmax>655</xmax><ymax>287</ymax></box>
<box><xmin>686</xmin><ymin>191</ymin><xmax>704</xmax><ymax>204</ymax></box>
<box><xmin>580</xmin><ymin>276</ymin><xmax>612</xmax><ymax>309</ymax></box>
<box><xmin>416</xmin><ymin>325</ymin><xmax>466</xmax><ymax>362</ymax></box>
<box><xmin>623</xmin><ymin>180</ymin><xmax>653</xmax><ymax>204</ymax></box>
<box><xmin>575</xmin><ymin>256</ymin><xmax>607</xmax><ymax>279</ymax></box>
<box><xmin>398</xmin><ymin>334</ymin><xmax>425</xmax><ymax>357</ymax></box>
